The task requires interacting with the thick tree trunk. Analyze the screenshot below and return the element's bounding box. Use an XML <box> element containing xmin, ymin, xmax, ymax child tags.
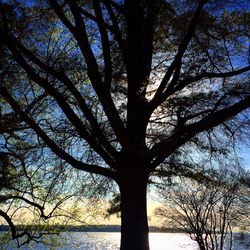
<box><xmin>119</xmin><ymin>177</ymin><xmax>149</xmax><ymax>250</ymax></box>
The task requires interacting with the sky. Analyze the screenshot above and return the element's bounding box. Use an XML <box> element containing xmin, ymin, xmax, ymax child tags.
<box><xmin>240</xmin><ymin>147</ymin><xmax>250</xmax><ymax>169</ymax></box>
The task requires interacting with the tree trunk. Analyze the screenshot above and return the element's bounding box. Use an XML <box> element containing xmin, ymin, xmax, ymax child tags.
<box><xmin>119</xmin><ymin>177</ymin><xmax>149</xmax><ymax>250</ymax></box>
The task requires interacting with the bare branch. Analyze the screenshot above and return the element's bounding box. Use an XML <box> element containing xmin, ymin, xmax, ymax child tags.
<box><xmin>150</xmin><ymin>97</ymin><xmax>250</xmax><ymax>169</ymax></box>
<box><xmin>152</xmin><ymin>0</ymin><xmax>208</xmax><ymax>107</ymax></box>
<box><xmin>0</xmin><ymin>86</ymin><xmax>117</xmax><ymax>179</ymax></box>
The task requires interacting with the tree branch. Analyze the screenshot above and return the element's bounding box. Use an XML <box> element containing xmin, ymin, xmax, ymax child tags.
<box><xmin>152</xmin><ymin>0</ymin><xmax>208</xmax><ymax>107</ymax></box>
<box><xmin>93</xmin><ymin>0</ymin><xmax>112</xmax><ymax>86</ymax></box>
<box><xmin>178</xmin><ymin>66</ymin><xmax>250</xmax><ymax>88</ymax></box>
<box><xmin>0</xmin><ymin>209</ymin><xmax>26</xmax><ymax>240</ymax></box>
<box><xmin>0</xmin><ymin>34</ymin><xmax>117</xmax><ymax>166</ymax></box>
<box><xmin>150</xmin><ymin>97</ymin><xmax>250</xmax><ymax>170</ymax></box>
<box><xmin>103</xmin><ymin>0</ymin><xmax>127</xmax><ymax>59</ymax></box>
<box><xmin>0</xmin><ymin>86</ymin><xmax>117</xmax><ymax>179</ymax></box>
<box><xmin>0</xmin><ymin>31</ymin><xmax>118</xmax><ymax>160</ymax></box>
<box><xmin>49</xmin><ymin>0</ymin><xmax>129</xmax><ymax>151</ymax></box>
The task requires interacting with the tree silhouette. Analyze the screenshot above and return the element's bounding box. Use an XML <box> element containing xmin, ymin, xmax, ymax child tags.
<box><xmin>0</xmin><ymin>0</ymin><xmax>249</xmax><ymax>249</ymax></box>
<box><xmin>155</xmin><ymin>169</ymin><xmax>250</xmax><ymax>250</ymax></box>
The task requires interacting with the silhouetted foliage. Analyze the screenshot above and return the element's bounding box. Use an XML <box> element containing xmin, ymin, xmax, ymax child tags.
<box><xmin>0</xmin><ymin>0</ymin><xmax>249</xmax><ymax>249</ymax></box>
<box><xmin>155</xmin><ymin>168</ymin><xmax>250</xmax><ymax>250</ymax></box>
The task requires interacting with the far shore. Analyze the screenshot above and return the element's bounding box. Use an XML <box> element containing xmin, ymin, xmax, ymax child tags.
<box><xmin>0</xmin><ymin>225</ymin><xmax>185</xmax><ymax>233</ymax></box>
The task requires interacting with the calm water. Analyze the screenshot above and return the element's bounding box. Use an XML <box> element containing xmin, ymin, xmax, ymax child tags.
<box><xmin>2</xmin><ymin>232</ymin><xmax>250</xmax><ymax>249</ymax></box>
<box><xmin>2</xmin><ymin>232</ymin><xmax>198</xmax><ymax>250</ymax></box>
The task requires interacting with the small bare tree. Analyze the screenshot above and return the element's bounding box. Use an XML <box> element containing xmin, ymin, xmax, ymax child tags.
<box><xmin>155</xmin><ymin>169</ymin><xmax>250</xmax><ymax>250</ymax></box>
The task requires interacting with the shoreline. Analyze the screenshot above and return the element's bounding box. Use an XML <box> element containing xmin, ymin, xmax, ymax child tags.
<box><xmin>0</xmin><ymin>225</ymin><xmax>185</xmax><ymax>233</ymax></box>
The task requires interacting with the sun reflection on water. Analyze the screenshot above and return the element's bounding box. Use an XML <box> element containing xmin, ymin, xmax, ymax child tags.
<box><xmin>150</xmin><ymin>233</ymin><xmax>198</xmax><ymax>250</ymax></box>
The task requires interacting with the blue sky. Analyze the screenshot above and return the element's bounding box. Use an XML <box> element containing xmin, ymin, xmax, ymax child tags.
<box><xmin>240</xmin><ymin>147</ymin><xmax>250</xmax><ymax>169</ymax></box>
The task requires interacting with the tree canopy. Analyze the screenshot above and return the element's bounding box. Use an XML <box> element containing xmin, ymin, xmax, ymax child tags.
<box><xmin>0</xmin><ymin>0</ymin><xmax>249</xmax><ymax>249</ymax></box>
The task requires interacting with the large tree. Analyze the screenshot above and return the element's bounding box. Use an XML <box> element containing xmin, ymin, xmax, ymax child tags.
<box><xmin>0</xmin><ymin>0</ymin><xmax>249</xmax><ymax>249</ymax></box>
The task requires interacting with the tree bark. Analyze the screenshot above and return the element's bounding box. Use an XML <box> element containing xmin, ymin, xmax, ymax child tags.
<box><xmin>119</xmin><ymin>176</ymin><xmax>149</xmax><ymax>250</ymax></box>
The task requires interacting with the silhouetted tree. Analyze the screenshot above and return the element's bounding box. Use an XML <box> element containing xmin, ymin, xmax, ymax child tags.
<box><xmin>0</xmin><ymin>1</ymin><xmax>249</xmax><ymax>249</ymax></box>
<box><xmin>155</xmin><ymin>168</ymin><xmax>250</xmax><ymax>250</ymax></box>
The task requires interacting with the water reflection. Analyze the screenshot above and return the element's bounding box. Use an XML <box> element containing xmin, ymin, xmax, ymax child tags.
<box><xmin>149</xmin><ymin>233</ymin><xmax>198</xmax><ymax>250</ymax></box>
<box><xmin>4</xmin><ymin>232</ymin><xmax>198</xmax><ymax>249</ymax></box>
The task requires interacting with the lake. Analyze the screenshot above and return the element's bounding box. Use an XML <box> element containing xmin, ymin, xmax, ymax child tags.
<box><xmin>2</xmin><ymin>232</ymin><xmax>250</xmax><ymax>249</ymax></box>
